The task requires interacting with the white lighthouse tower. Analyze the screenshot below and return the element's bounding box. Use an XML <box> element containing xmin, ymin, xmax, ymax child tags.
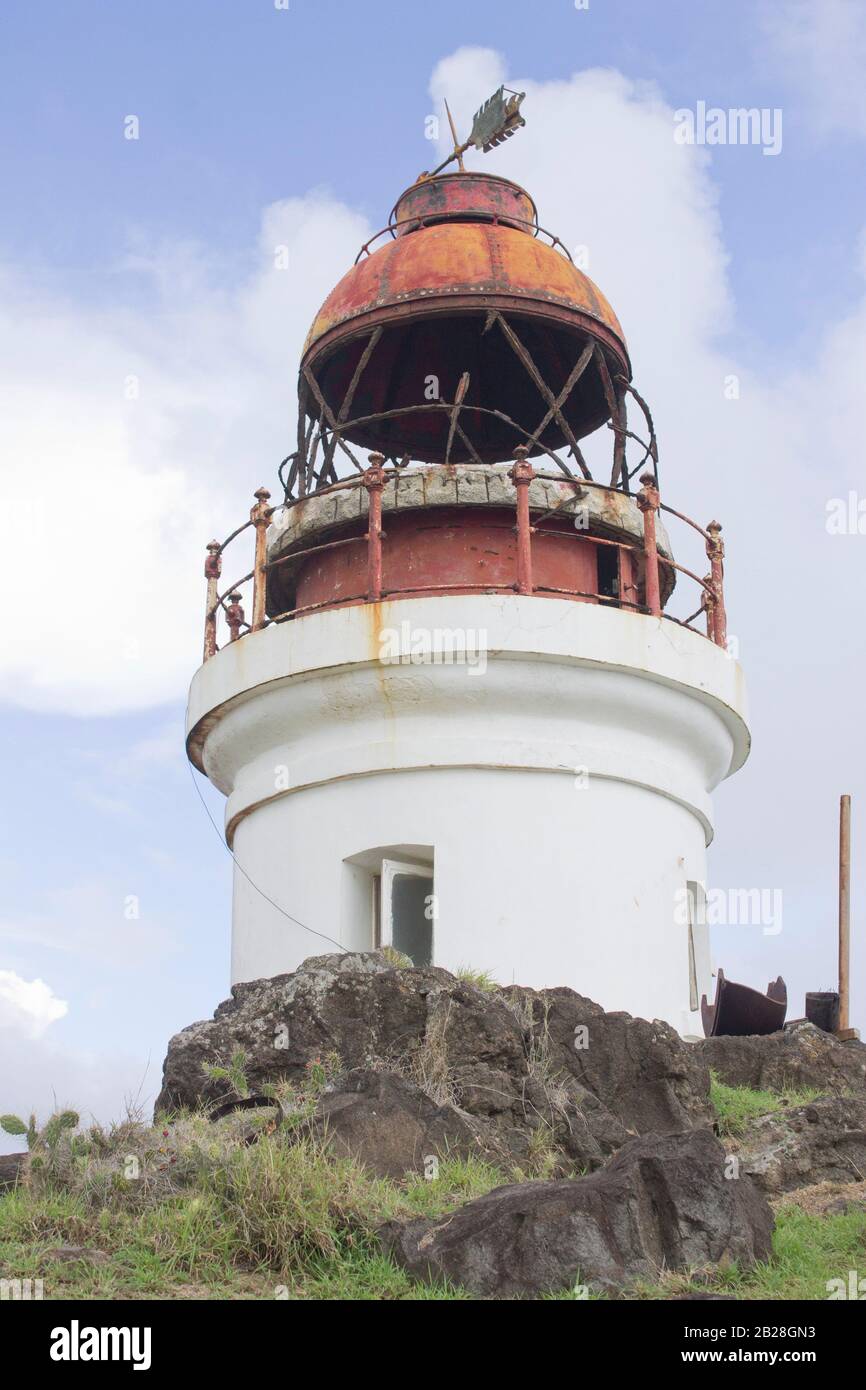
<box><xmin>187</xmin><ymin>100</ymin><xmax>749</xmax><ymax>1034</ymax></box>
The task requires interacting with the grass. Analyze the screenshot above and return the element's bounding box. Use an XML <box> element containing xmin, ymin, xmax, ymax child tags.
<box><xmin>611</xmin><ymin>1203</ymin><xmax>866</xmax><ymax>1301</ymax></box>
<box><xmin>0</xmin><ymin>1144</ymin><xmax>501</xmax><ymax>1301</ymax></box>
<box><xmin>1</xmin><ymin>1071</ymin><xmax>860</xmax><ymax>1301</ymax></box>
<box><xmin>0</xmin><ymin>1080</ymin><xmax>510</xmax><ymax>1302</ymax></box>
<box><xmin>709</xmin><ymin>1073</ymin><xmax>822</xmax><ymax>1136</ymax></box>
<box><xmin>455</xmin><ymin>967</ymin><xmax>500</xmax><ymax>993</ymax></box>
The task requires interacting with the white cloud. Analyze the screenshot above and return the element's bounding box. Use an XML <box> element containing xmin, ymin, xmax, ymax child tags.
<box><xmin>0</xmin><ymin>970</ymin><xmax>68</xmax><ymax>1039</ymax></box>
<box><xmin>761</xmin><ymin>0</ymin><xmax>866</xmax><ymax>138</ymax></box>
<box><xmin>0</xmin><ymin>194</ymin><xmax>372</xmax><ymax>715</ymax></box>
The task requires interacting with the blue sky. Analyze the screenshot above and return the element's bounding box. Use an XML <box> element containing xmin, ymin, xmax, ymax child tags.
<box><xmin>1</xmin><ymin>0</ymin><xmax>865</xmax><ymax>1139</ymax></box>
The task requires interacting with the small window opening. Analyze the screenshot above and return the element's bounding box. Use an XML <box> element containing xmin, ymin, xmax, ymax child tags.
<box><xmin>597</xmin><ymin>543</ymin><xmax>619</xmax><ymax>600</ymax></box>
<box><xmin>377</xmin><ymin>858</ymin><xmax>434</xmax><ymax>966</ymax></box>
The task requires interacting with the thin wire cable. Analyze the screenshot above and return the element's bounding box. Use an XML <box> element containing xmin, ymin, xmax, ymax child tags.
<box><xmin>187</xmin><ymin>761</ymin><xmax>347</xmax><ymax>955</ymax></box>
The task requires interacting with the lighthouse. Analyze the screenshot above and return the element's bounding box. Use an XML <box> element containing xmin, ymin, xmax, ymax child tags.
<box><xmin>187</xmin><ymin>91</ymin><xmax>749</xmax><ymax>1034</ymax></box>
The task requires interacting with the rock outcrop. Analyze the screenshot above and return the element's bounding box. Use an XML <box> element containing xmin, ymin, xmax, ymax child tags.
<box><xmin>379</xmin><ymin>1129</ymin><xmax>774</xmax><ymax>1297</ymax></box>
<box><xmin>156</xmin><ymin>952</ymin><xmax>713</xmax><ymax>1174</ymax></box>
<box><xmin>733</xmin><ymin>1096</ymin><xmax>866</xmax><ymax>1195</ymax></box>
<box><xmin>0</xmin><ymin>1153</ymin><xmax>27</xmax><ymax>1192</ymax></box>
<box><xmin>305</xmin><ymin>1069</ymin><xmax>480</xmax><ymax>1180</ymax></box>
<box><xmin>698</xmin><ymin>1021</ymin><xmax>866</xmax><ymax>1096</ymax></box>
<box><xmin>504</xmin><ymin>985</ymin><xmax>713</xmax><ymax>1135</ymax></box>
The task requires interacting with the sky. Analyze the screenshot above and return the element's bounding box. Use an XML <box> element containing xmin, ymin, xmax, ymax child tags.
<box><xmin>1</xmin><ymin>0</ymin><xmax>865</xmax><ymax>1145</ymax></box>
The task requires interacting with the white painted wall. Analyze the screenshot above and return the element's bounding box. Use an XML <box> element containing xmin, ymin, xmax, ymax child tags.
<box><xmin>187</xmin><ymin>594</ymin><xmax>750</xmax><ymax>1034</ymax></box>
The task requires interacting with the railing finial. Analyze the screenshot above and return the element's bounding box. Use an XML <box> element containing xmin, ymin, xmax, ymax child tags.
<box><xmin>226</xmin><ymin>591</ymin><xmax>245</xmax><ymax>643</ymax></box>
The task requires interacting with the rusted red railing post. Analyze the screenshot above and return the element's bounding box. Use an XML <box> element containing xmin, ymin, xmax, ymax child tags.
<box><xmin>510</xmin><ymin>445</ymin><xmax>535</xmax><ymax>595</ymax></box>
<box><xmin>363</xmin><ymin>453</ymin><xmax>386</xmax><ymax>601</ymax></box>
<box><xmin>226</xmin><ymin>591</ymin><xmax>244</xmax><ymax>643</ymax></box>
<box><xmin>702</xmin><ymin>573</ymin><xmax>715</xmax><ymax>641</ymax></box>
<box><xmin>203</xmin><ymin>540</ymin><xmax>222</xmax><ymax>661</ymax></box>
<box><xmin>706</xmin><ymin>520</ymin><xmax>727</xmax><ymax>649</ymax></box>
<box><xmin>250</xmin><ymin>486</ymin><xmax>271</xmax><ymax>632</ymax></box>
<box><xmin>637</xmin><ymin>470</ymin><xmax>661</xmax><ymax>618</ymax></box>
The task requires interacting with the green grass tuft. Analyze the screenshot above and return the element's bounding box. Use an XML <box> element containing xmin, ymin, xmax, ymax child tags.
<box><xmin>454</xmin><ymin>967</ymin><xmax>500</xmax><ymax>993</ymax></box>
<box><xmin>709</xmin><ymin>1072</ymin><xmax>822</xmax><ymax>1136</ymax></box>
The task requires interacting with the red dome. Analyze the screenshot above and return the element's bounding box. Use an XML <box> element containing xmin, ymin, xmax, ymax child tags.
<box><xmin>299</xmin><ymin>174</ymin><xmax>630</xmax><ymax>466</ymax></box>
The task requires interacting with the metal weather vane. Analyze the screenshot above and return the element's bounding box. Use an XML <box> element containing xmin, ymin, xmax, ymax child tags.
<box><xmin>419</xmin><ymin>85</ymin><xmax>526</xmax><ymax>181</ymax></box>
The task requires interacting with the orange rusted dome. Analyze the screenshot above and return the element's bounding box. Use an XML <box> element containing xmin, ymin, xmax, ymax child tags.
<box><xmin>300</xmin><ymin>173</ymin><xmax>631</xmax><ymax>465</ymax></box>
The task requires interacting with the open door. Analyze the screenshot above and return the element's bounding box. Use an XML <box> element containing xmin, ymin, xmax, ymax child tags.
<box><xmin>380</xmin><ymin>858</ymin><xmax>434</xmax><ymax>966</ymax></box>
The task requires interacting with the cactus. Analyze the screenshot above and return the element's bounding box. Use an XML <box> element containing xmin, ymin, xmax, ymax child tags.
<box><xmin>1</xmin><ymin>1113</ymin><xmax>38</xmax><ymax>1149</ymax></box>
<box><xmin>40</xmin><ymin>1111</ymin><xmax>80</xmax><ymax>1151</ymax></box>
<box><xmin>0</xmin><ymin>1110</ymin><xmax>78</xmax><ymax>1152</ymax></box>
<box><xmin>203</xmin><ymin>1048</ymin><xmax>250</xmax><ymax>1099</ymax></box>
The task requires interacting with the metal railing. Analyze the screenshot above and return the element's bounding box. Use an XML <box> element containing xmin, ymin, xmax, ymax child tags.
<box><xmin>201</xmin><ymin>453</ymin><xmax>727</xmax><ymax>662</ymax></box>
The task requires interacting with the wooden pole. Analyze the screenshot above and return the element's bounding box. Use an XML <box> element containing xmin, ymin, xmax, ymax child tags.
<box><xmin>839</xmin><ymin>793</ymin><xmax>852</xmax><ymax>1033</ymax></box>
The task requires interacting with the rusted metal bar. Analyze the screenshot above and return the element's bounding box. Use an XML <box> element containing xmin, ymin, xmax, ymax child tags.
<box><xmin>265</xmin><ymin>533</ymin><xmax>369</xmax><ymax>573</ymax></box>
<box><xmin>659</xmin><ymin>502</ymin><xmax>711</xmax><ymax>541</ymax></box>
<box><xmin>226</xmin><ymin>591</ymin><xmax>245</xmax><ymax>643</ymax></box>
<box><xmin>617</xmin><ymin>545</ymin><xmax>639</xmax><ymax>610</ymax></box>
<box><xmin>339</xmin><ymin>326</ymin><xmax>383</xmax><ymax>425</ymax></box>
<box><xmin>706</xmin><ymin>520</ymin><xmax>727</xmax><ymax>648</ymax></box>
<box><xmin>494</xmin><ymin>312</ymin><xmax>593</xmax><ymax>479</ymax></box>
<box><xmin>660</xmin><ymin>555</ymin><xmax>714</xmax><ymax>593</ymax></box>
<box><xmin>203</xmin><ymin>541</ymin><xmax>222</xmax><ymax>662</ymax></box>
<box><xmin>511</xmin><ymin>446</ymin><xmax>535</xmax><ymax>595</ymax></box>
<box><xmin>356</xmin><ymin>214</ymin><xmax>574</xmax><ymax>266</ymax></box>
<box><xmin>445</xmin><ymin>373</ymin><xmax>470</xmax><ymax>465</ymax></box>
<box><xmin>303</xmin><ymin>366</ymin><xmax>364</xmax><ymax>472</ymax></box>
<box><xmin>321</xmin><ymin>326</ymin><xmax>385</xmax><ymax>476</ymax></box>
<box><xmin>453</xmin><ymin>419</ymin><xmax>486</xmax><ymax>467</ymax></box>
<box><xmin>637</xmin><ymin>470</ymin><xmax>661</xmax><ymax>618</ymax></box>
<box><xmin>296</xmin><ymin>378</ymin><xmax>311</xmax><ymax>497</ymax></box>
<box><xmin>218</xmin><ymin>517</ymin><xmax>255</xmax><ymax>552</ymax></box>
<box><xmin>594</xmin><ymin>346</ymin><xmax>627</xmax><ymax>490</ymax></box>
<box><xmin>615</xmin><ymin>386</ymin><xmax>629</xmax><ymax>493</ymax></box>
<box><xmin>533</xmin><ymin>585</ymin><xmax>644</xmax><ymax>611</ymax></box>
<box><xmin>701</xmin><ymin>573</ymin><xmax>715</xmax><ymax>638</ymax></box>
<box><xmin>331</xmin><ymin>399</ymin><xmax>573</xmax><ymax>480</ymax></box>
<box><xmin>839</xmin><ymin>794</ymin><xmax>852</xmax><ymax>1034</ymax></box>
<box><xmin>250</xmin><ymin>487</ymin><xmax>271</xmax><ymax>632</ymax></box>
<box><xmin>363</xmin><ymin>453</ymin><xmax>386</xmax><ymax>601</ymax></box>
<box><xmin>214</xmin><ymin>570</ymin><xmax>255</xmax><ymax>611</ymax></box>
<box><xmin>616</xmin><ymin>376</ymin><xmax>658</xmax><ymax>487</ymax></box>
<box><xmin>525</xmin><ymin>337</ymin><xmax>595</xmax><ymax>452</ymax></box>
